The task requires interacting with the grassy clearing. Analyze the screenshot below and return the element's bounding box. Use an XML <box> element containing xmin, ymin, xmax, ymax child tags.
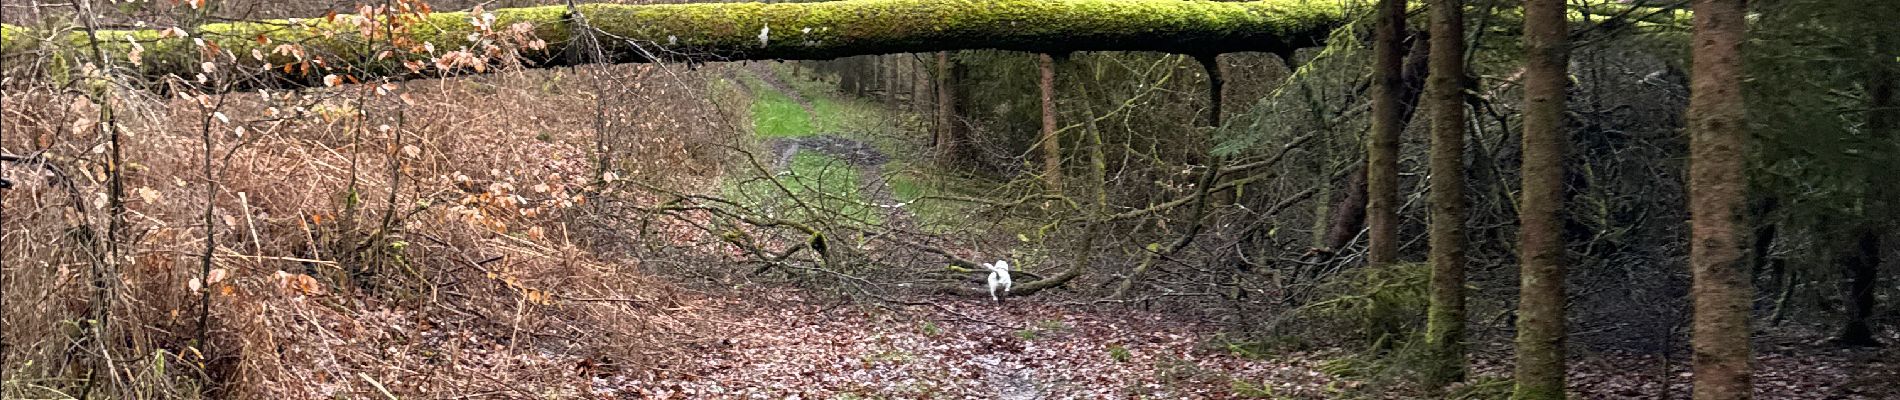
<box><xmin>728</xmin><ymin>63</ymin><xmax>1023</xmax><ymax>236</ymax></box>
<box><xmin>725</xmin><ymin>152</ymin><xmax>881</xmax><ymax>225</ymax></box>
<box><xmin>724</xmin><ymin>65</ymin><xmax>909</xmax><ymax>227</ymax></box>
<box><xmin>784</xmin><ymin>152</ymin><xmax>875</xmax><ymax>221</ymax></box>
<box><xmin>751</xmin><ymin>88</ymin><xmax>823</xmax><ymax>138</ymax></box>
<box><xmin>743</xmin><ymin>67</ymin><xmax>886</xmax><ymax>138</ymax></box>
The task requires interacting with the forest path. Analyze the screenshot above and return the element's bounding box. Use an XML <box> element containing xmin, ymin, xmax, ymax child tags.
<box><xmin>585</xmin><ymin>293</ymin><xmax>1900</xmax><ymax>399</ymax></box>
<box><xmin>768</xmin><ymin>134</ymin><xmax>918</xmax><ymax>231</ymax></box>
<box><xmin>593</xmin><ymin>296</ymin><xmax>1345</xmax><ymax>399</ymax></box>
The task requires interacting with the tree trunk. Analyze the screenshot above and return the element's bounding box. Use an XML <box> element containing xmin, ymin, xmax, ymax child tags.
<box><xmin>1514</xmin><ymin>0</ymin><xmax>1570</xmax><ymax>398</ymax></box>
<box><xmin>1322</xmin><ymin>165</ymin><xmax>1369</xmax><ymax>256</ymax></box>
<box><xmin>1316</xmin><ymin>36</ymin><xmax>1429</xmax><ymax>261</ymax></box>
<box><xmin>913</xmin><ymin>54</ymin><xmax>931</xmax><ymax>114</ymax></box>
<box><xmin>1039</xmin><ymin>53</ymin><xmax>1063</xmax><ymax>192</ymax></box>
<box><xmin>1365</xmin><ymin>0</ymin><xmax>1407</xmax><ymax>266</ymax></box>
<box><xmin>1422</xmin><ymin>0</ymin><xmax>1468</xmax><ymax>388</ymax></box>
<box><xmin>936</xmin><ymin>51</ymin><xmax>961</xmax><ymax>165</ymax></box>
<box><xmin>1687</xmin><ymin>0</ymin><xmax>1752</xmax><ymax>398</ymax></box>
<box><xmin>0</xmin><ymin>0</ymin><xmax>1347</xmax><ymax>89</ymax></box>
<box><xmin>1748</xmin><ymin>196</ymin><xmax>1779</xmax><ymax>279</ymax></box>
<box><xmin>884</xmin><ymin>55</ymin><xmax>900</xmax><ymax>105</ymax></box>
<box><xmin>1043</xmin><ymin>71</ymin><xmax>1116</xmax><ymax>299</ymax></box>
<box><xmin>1202</xmin><ymin>55</ymin><xmax>1226</xmax><ymax>129</ymax></box>
<box><xmin>1837</xmin><ymin>37</ymin><xmax>1896</xmax><ymax>347</ymax></box>
<box><xmin>1835</xmin><ymin>226</ymin><xmax>1881</xmax><ymax>346</ymax></box>
<box><xmin>838</xmin><ymin>57</ymin><xmax>863</xmax><ymax>96</ymax></box>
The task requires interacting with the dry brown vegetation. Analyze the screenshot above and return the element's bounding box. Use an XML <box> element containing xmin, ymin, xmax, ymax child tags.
<box><xmin>1</xmin><ymin>36</ymin><xmax>753</xmax><ymax>394</ymax></box>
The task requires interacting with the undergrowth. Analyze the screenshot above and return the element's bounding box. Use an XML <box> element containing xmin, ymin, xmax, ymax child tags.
<box><xmin>1</xmin><ymin>53</ymin><xmax>733</xmax><ymax>397</ymax></box>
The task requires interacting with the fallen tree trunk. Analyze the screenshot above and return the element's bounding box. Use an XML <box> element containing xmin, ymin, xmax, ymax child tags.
<box><xmin>1</xmin><ymin>0</ymin><xmax>1346</xmax><ymax>88</ymax></box>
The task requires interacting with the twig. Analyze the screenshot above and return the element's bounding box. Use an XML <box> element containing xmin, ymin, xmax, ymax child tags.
<box><xmin>553</xmin><ymin>294</ymin><xmax>653</xmax><ymax>304</ymax></box>
<box><xmin>358</xmin><ymin>372</ymin><xmax>401</xmax><ymax>400</ymax></box>
<box><xmin>239</xmin><ymin>192</ymin><xmax>263</xmax><ymax>268</ymax></box>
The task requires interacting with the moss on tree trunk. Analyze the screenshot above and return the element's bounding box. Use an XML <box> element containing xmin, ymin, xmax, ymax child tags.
<box><xmin>2</xmin><ymin>0</ymin><xmax>1345</xmax><ymax>88</ymax></box>
<box><xmin>1422</xmin><ymin>0</ymin><xmax>1468</xmax><ymax>389</ymax></box>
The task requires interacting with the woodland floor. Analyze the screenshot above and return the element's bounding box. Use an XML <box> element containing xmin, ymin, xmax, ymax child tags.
<box><xmin>565</xmin><ymin>288</ymin><xmax>1897</xmax><ymax>399</ymax></box>
<box><xmin>588</xmin><ymin>292</ymin><xmax>1354</xmax><ymax>399</ymax></box>
<box><xmin>591</xmin><ymin>66</ymin><xmax>1900</xmax><ymax>400</ymax></box>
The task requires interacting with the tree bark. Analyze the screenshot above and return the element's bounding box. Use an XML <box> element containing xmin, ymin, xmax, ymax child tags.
<box><xmin>1202</xmin><ymin>55</ymin><xmax>1226</xmax><ymax>129</ymax></box>
<box><xmin>1039</xmin><ymin>53</ymin><xmax>1063</xmax><ymax>192</ymax></box>
<box><xmin>1365</xmin><ymin>0</ymin><xmax>1407</xmax><ymax>266</ymax></box>
<box><xmin>1422</xmin><ymin>0</ymin><xmax>1468</xmax><ymax>388</ymax></box>
<box><xmin>0</xmin><ymin>0</ymin><xmax>1346</xmax><ymax>89</ymax></box>
<box><xmin>1047</xmin><ymin>71</ymin><xmax>1115</xmax><ymax>298</ymax></box>
<box><xmin>1514</xmin><ymin>0</ymin><xmax>1571</xmax><ymax>398</ymax></box>
<box><xmin>936</xmin><ymin>51</ymin><xmax>962</xmax><ymax>165</ymax></box>
<box><xmin>913</xmin><ymin>55</ymin><xmax>931</xmax><ymax>114</ymax></box>
<box><xmin>1321</xmin><ymin>165</ymin><xmax>1369</xmax><ymax>256</ymax></box>
<box><xmin>1687</xmin><ymin>0</ymin><xmax>1752</xmax><ymax>399</ymax></box>
<box><xmin>1316</xmin><ymin>36</ymin><xmax>1429</xmax><ymax>260</ymax></box>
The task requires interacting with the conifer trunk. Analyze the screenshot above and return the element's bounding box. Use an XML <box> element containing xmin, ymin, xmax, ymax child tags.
<box><xmin>936</xmin><ymin>51</ymin><xmax>962</xmax><ymax>165</ymax></box>
<box><xmin>1320</xmin><ymin>36</ymin><xmax>1427</xmax><ymax>260</ymax></box>
<box><xmin>1365</xmin><ymin>0</ymin><xmax>1406</xmax><ymax>266</ymax></box>
<box><xmin>1039</xmin><ymin>53</ymin><xmax>1063</xmax><ymax>192</ymax></box>
<box><xmin>1422</xmin><ymin>0</ymin><xmax>1468</xmax><ymax>388</ymax></box>
<box><xmin>1514</xmin><ymin>0</ymin><xmax>1570</xmax><ymax>398</ymax></box>
<box><xmin>1686</xmin><ymin>0</ymin><xmax>1752</xmax><ymax>398</ymax></box>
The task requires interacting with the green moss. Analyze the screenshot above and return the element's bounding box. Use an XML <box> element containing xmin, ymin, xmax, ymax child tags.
<box><xmin>1</xmin><ymin>0</ymin><xmax>1693</xmax><ymax>85</ymax></box>
<box><xmin>2</xmin><ymin>0</ymin><xmax>1353</xmax><ymax>84</ymax></box>
<box><xmin>0</xmin><ymin>24</ymin><xmax>30</xmax><ymax>54</ymax></box>
<box><xmin>1511</xmin><ymin>382</ymin><xmax>1564</xmax><ymax>400</ymax></box>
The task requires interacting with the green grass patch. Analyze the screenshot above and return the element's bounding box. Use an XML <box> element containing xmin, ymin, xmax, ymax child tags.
<box><xmin>724</xmin><ymin>152</ymin><xmax>880</xmax><ymax>225</ymax></box>
<box><xmin>784</xmin><ymin>152</ymin><xmax>871</xmax><ymax>218</ymax></box>
<box><xmin>1015</xmin><ymin>318</ymin><xmax>1070</xmax><ymax>340</ymax></box>
<box><xmin>1229</xmin><ymin>379</ymin><xmax>1278</xmax><ymax>398</ymax></box>
<box><xmin>1107</xmin><ymin>344</ymin><xmax>1133</xmax><ymax>362</ymax></box>
<box><xmin>750</xmin><ymin>89</ymin><xmax>820</xmax><ymax>138</ymax></box>
<box><xmin>862</xmin><ymin>349</ymin><xmax>915</xmax><ymax>365</ymax></box>
<box><xmin>741</xmin><ymin>67</ymin><xmax>885</xmax><ymax>138</ymax></box>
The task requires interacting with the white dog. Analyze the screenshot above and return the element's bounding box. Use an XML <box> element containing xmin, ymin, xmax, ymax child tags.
<box><xmin>983</xmin><ymin>260</ymin><xmax>1013</xmax><ymax>302</ymax></box>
